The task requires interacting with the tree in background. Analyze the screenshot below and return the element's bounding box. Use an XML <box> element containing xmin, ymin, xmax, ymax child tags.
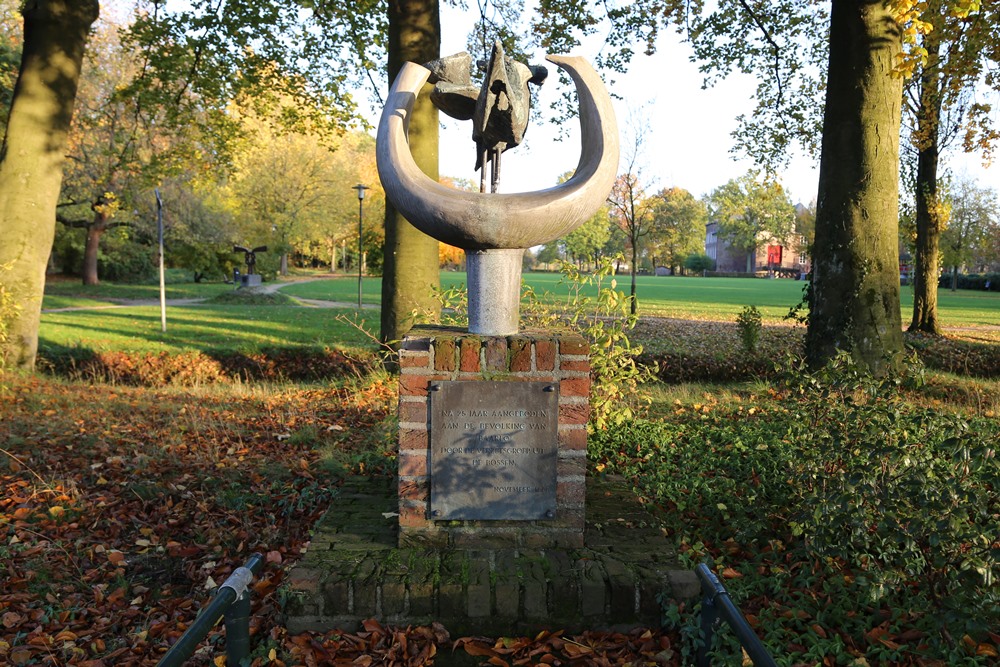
<box><xmin>0</xmin><ymin>1</ymin><xmax>21</xmax><ymax>130</ymax></box>
<box><xmin>563</xmin><ymin>205</ymin><xmax>612</xmax><ymax>270</ymax></box>
<box><xmin>530</xmin><ymin>0</ymin><xmax>982</xmax><ymax>371</ymax></box>
<box><xmin>56</xmin><ymin>18</ymin><xmax>163</xmax><ymax>285</ymax></box>
<box><xmin>647</xmin><ymin>187</ymin><xmax>707</xmax><ymax>275</ymax></box>
<box><xmin>795</xmin><ymin>201</ymin><xmax>816</xmax><ymax>253</ymax></box>
<box><xmin>941</xmin><ymin>176</ymin><xmax>997</xmax><ymax>289</ymax></box>
<box><xmin>0</xmin><ymin>0</ymin><xmax>99</xmax><ymax>370</ymax></box>
<box><xmin>153</xmin><ymin>177</ymin><xmax>234</xmax><ymax>282</ymax></box>
<box><xmin>684</xmin><ymin>253</ymin><xmax>715</xmax><ymax>273</ymax></box>
<box><xmin>608</xmin><ymin>172</ymin><xmax>654</xmax><ymax>315</ymax></box>
<box><xmin>223</xmin><ymin>110</ymin><xmax>382</xmax><ymax>277</ymax></box>
<box><xmin>707</xmin><ymin>172</ymin><xmax>794</xmax><ymax>274</ymax></box>
<box><xmin>902</xmin><ymin>0</ymin><xmax>999</xmax><ymax>334</ymax></box>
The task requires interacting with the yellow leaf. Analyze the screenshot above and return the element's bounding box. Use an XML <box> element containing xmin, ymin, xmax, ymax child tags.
<box><xmin>268</xmin><ymin>648</ymin><xmax>277</xmax><ymax>661</ymax></box>
<box><xmin>215</xmin><ymin>656</ymin><xmax>227</xmax><ymax>667</ymax></box>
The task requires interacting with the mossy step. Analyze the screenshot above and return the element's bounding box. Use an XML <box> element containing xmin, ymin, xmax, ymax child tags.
<box><xmin>282</xmin><ymin>475</ymin><xmax>697</xmax><ymax>635</ymax></box>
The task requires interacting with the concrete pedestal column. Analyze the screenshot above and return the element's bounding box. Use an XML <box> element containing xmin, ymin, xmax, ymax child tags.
<box><xmin>466</xmin><ymin>249</ymin><xmax>523</xmax><ymax>335</ymax></box>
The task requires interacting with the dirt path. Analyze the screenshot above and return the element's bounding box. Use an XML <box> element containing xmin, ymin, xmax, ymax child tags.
<box><xmin>41</xmin><ymin>276</ymin><xmax>331</xmax><ymax>313</ymax></box>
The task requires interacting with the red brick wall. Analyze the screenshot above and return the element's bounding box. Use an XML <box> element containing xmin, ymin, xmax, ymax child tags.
<box><xmin>398</xmin><ymin>326</ymin><xmax>590</xmax><ymax>548</ymax></box>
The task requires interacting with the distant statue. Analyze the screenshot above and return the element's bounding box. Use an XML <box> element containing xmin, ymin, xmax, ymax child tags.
<box><xmin>233</xmin><ymin>245</ymin><xmax>267</xmax><ymax>276</ymax></box>
<box><xmin>424</xmin><ymin>41</ymin><xmax>547</xmax><ymax>193</ymax></box>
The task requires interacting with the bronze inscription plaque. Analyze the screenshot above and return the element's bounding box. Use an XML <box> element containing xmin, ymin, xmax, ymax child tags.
<box><xmin>430</xmin><ymin>381</ymin><xmax>558</xmax><ymax>520</ymax></box>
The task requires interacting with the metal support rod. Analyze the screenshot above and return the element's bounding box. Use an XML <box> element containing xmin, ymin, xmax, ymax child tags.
<box><xmin>357</xmin><ymin>195</ymin><xmax>363</xmax><ymax>309</ymax></box>
<box><xmin>697</xmin><ymin>580</ymin><xmax>719</xmax><ymax>667</ymax></box>
<box><xmin>156</xmin><ymin>189</ymin><xmax>166</xmax><ymax>333</ymax></box>
<box><xmin>157</xmin><ymin>553</ymin><xmax>264</xmax><ymax>667</ymax></box>
<box><xmin>695</xmin><ymin>563</ymin><xmax>778</xmax><ymax>667</ymax></box>
<box><xmin>352</xmin><ymin>183</ymin><xmax>368</xmax><ymax>310</ymax></box>
<box><xmin>223</xmin><ymin>588</ymin><xmax>252</xmax><ymax>667</ymax></box>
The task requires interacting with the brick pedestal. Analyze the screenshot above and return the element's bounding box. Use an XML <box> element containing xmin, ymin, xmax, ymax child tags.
<box><xmin>398</xmin><ymin>326</ymin><xmax>590</xmax><ymax>549</ymax></box>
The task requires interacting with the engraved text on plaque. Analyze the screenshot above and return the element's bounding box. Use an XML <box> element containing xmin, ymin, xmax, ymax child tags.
<box><xmin>430</xmin><ymin>381</ymin><xmax>558</xmax><ymax>520</ymax></box>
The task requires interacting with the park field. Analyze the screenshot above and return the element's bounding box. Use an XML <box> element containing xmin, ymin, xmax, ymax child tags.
<box><xmin>280</xmin><ymin>272</ymin><xmax>1000</xmax><ymax>328</ymax></box>
<box><xmin>14</xmin><ymin>273</ymin><xmax>1000</xmax><ymax>665</ymax></box>
<box><xmin>37</xmin><ymin>273</ymin><xmax>999</xmax><ymax>364</ymax></box>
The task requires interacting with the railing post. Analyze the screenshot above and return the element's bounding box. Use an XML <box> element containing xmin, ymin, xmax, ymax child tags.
<box><xmin>223</xmin><ymin>589</ymin><xmax>252</xmax><ymax>667</ymax></box>
<box><xmin>157</xmin><ymin>553</ymin><xmax>264</xmax><ymax>667</ymax></box>
<box><xmin>695</xmin><ymin>563</ymin><xmax>778</xmax><ymax>667</ymax></box>
<box><xmin>697</xmin><ymin>570</ymin><xmax>720</xmax><ymax>667</ymax></box>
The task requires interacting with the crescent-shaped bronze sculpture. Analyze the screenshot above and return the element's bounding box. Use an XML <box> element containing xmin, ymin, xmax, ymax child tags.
<box><xmin>376</xmin><ymin>54</ymin><xmax>619</xmax><ymax>334</ymax></box>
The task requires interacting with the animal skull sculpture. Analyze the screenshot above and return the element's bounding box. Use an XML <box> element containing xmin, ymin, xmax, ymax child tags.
<box><xmin>376</xmin><ymin>48</ymin><xmax>619</xmax><ymax>334</ymax></box>
<box><xmin>424</xmin><ymin>41</ymin><xmax>548</xmax><ymax>193</ymax></box>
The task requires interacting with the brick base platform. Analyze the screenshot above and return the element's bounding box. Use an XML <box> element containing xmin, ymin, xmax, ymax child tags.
<box><xmin>282</xmin><ymin>476</ymin><xmax>697</xmax><ymax>636</ymax></box>
<box><xmin>398</xmin><ymin>327</ymin><xmax>591</xmax><ymax>549</ymax></box>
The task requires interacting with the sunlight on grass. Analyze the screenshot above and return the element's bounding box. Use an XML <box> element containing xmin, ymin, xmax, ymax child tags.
<box><xmin>39</xmin><ymin>305</ymin><xmax>374</xmax><ymax>354</ymax></box>
<box><xmin>282</xmin><ymin>273</ymin><xmax>1000</xmax><ymax>326</ymax></box>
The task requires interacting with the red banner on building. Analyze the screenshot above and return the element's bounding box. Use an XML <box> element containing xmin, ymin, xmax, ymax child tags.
<box><xmin>767</xmin><ymin>245</ymin><xmax>783</xmax><ymax>266</ymax></box>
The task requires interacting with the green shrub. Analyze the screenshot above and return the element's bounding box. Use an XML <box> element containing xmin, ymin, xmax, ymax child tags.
<box><xmin>683</xmin><ymin>253</ymin><xmax>715</xmax><ymax>273</ymax></box>
<box><xmin>559</xmin><ymin>257</ymin><xmax>655</xmax><ymax>430</ymax></box>
<box><xmin>783</xmin><ymin>353</ymin><xmax>999</xmax><ymax>617</ymax></box>
<box><xmin>735</xmin><ymin>305</ymin><xmax>762</xmax><ymax>354</ymax></box>
<box><xmin>592</xmin><ymin>354</ymin><xmax>1000</xmax><ymax>663</ymax></box>
<box><xmin>99</xmin><ymin>241</ymin><xmax>157</xmax><ymax>283</ymax></box>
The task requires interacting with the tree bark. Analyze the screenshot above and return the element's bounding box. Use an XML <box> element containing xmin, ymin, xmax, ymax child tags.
<box><xmin>82</xmin><ymin>221</ymin><xmax>104</xmax><ymax>285</ymax></box>
<box><xmin>908</xmin><ymin>36</ymin><xmax>943</xmax><ymax>334</ymax></box>
<box><xmin>805</xmin><ymin>0</ymin><xmax>904</xmax><ymax>373</ymax></box>
<box><xmin>380</xmin><ymin>0</ymin><xmax>441</xmax><ymax>344</ymax></box>
<box><xmin>629</xmin><ymin>239</ymin><xmax>637</xmax><ymax>315</ymax></box>
<box><xmin>81</xmin><ymin>208</ymin><xmax>111</xmax><ymax>285</ymax></box>
<box><xmin>0</xmin><ymin>0</ymin><xmax>99</xmax><ymax>370</ymax></box>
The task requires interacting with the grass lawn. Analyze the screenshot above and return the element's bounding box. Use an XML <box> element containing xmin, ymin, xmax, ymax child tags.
<box><xmin>281</xmin><ymin>272</ymin><xmax>1000</xmax><ymax>327</ymax></box>
<box><xmin>38</xmin><ymin>305</ymin><xmax>375</xmax><ymax>354</ymax></box>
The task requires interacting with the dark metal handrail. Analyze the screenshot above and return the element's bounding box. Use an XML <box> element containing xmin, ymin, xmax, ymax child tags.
<box><xmin>696</xmin><ymin>563</ymin><xmax>778</xmax><ymax>667</ymax></box>
<box><xmin>157</xmin><ymin>553</ymin><xmax>265</xmax><ymax>667</ymax></box>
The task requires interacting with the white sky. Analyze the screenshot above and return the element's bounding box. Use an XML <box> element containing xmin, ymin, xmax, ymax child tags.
<box><xmin>357</xmin><ymin>3</ymin><xmax>999</xmax><ymax>206</ymax></box>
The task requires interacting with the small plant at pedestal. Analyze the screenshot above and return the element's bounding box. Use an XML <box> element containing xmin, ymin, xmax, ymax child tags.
<box><xmin>433</xmin><ymin>283</ymin><xmax>469</xmax><ymax>327</ymax></box>
<box><xmin>560</xmin><ymin>257</ymin><xmax>655</xmax><ymax>430</ymax></box>
<box><xmin>735</xmin><ymin>305</ymin><xmax>762</xmax><ymax>354</ymax></box>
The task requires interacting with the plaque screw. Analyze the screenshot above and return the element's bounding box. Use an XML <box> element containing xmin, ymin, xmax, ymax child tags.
<box><xmin>543</xmin><ymin>385</ymin><xmax>556</xmax><ymax>392</ymax></box>
<box><xmin>545</xmin><ymin>509</ymin><xmax>555</xmax><ymax>519</ymax></box>
<box><xmin>432</xmin><ymin>510</ymin><xmax>441</xmax><ymax>517</ymax></box>
<box><xmin>430</xmin><ymin>385</ymin><xmax>441</xmax><ymax>391</ymax></box>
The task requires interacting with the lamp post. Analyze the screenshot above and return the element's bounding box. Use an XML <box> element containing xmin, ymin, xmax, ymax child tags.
<box><xmin>352</xmin><ymin>184</ymin><xmax>369</xmax><ymax>309</ymax></box>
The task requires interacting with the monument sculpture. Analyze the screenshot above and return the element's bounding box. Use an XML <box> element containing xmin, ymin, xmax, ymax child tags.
<box><xmin>376</xmin><ymin>42</ymin><xmax>617</xmax><ymax>549</ymax></box>
<box><xmin>377</xmin><ymin>41</ymin><xmax>619</xmax><ymax>335</ymax></box>
<box><xmin>284</xmin><ymin>44</ymin><xmax>694</xmax><ymax>636</ymax></box>
<box><xmin>232</xmin><ymin>244</ymin><xmax>267</xmax><ymax>287</ymax></box>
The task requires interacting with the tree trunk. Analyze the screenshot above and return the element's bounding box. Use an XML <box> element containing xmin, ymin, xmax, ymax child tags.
<box><xmin>280</xmin><ymin>252</ymin><xmax>288</xmax><ymax>276</ymax></box>
<box><xmin>629</xmin><ymin>240</ymin><xmax>638</xmax><ymax>315</ymax></box>
<box><xmin>908</xmin><ymin>36</ymin><xmax>943</xmax><ymax>334</ymax></box>
<box><xmin>805</xmin><ymin>0</ymin><xmax>904</xmax><ymax>373</ymax></box>
<box><xmin>0</xmin><ymin>1</ymin><xmax>99</xmax><ymax>371</ymax></box>
<box><xmin>745</xmin><ymin>250</ymin><xmax>753</xmax><ymax>274</ymax></box>
<box><xmin>380</xmin><ymin>0</ymin><xmax>441</xmax><ymax>344</ymax></box>
<box><xmin>81</xmin><ymin>215</ymin><xmax>106</xmax><ymax>285</ymax></box>
<box><xmin>950</xmin><ymin>266</ymin><xmax>958</xmax><ymax>291</ymax></box>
